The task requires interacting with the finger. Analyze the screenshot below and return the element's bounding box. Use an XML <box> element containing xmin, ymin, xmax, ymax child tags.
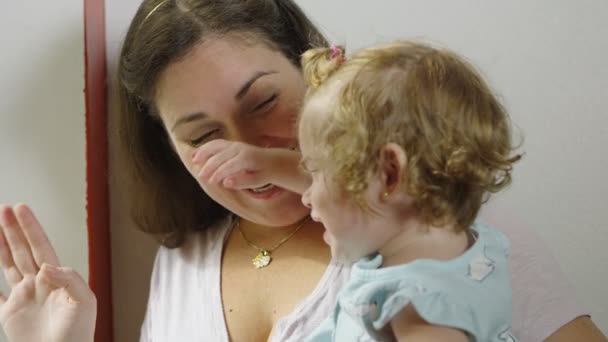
<box><xmin>0</xmin><ymin>206</ymin><xmax>37</xmax><ymax>275</ymax></box>
<box><xmin>199</xmin><ymin>147</ymin><xmax>239</xmax><ymax>181</ymax></box>
<box><xmin>14</xmin><ymin>203</ymin><xmax>60</xmax><ymax>267</ymax></box>
<box><xmin>0</xmin><ymin>222</ymin><xmax>23</xmax><ymax>287</ymax></box>
<box><xmin>0</xmin><ymin>291</ymin><xmax>6</xmax><ymax>305</ymax></box>
<box><xmin>41</xmin><ymin>264</ymin><xmax>96</xmax><ymax>304</ymax></box>
<box><xmin>223</xmin><ymin>170</ymin><xmax>266</xmax><ymax>190</ymax></box>
<box><xmin>192</xmin><ymin>139</ymin><xmax>231</xmax><ymax>163</ymax></box>
<box><xmin>209</xmin><ymin>157</ymin><xmax>254</xmax><ymax>185</ymax></box>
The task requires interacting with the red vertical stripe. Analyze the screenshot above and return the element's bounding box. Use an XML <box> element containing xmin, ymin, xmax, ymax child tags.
<box><xmin>83</xmin><ymin>0</ymin><xmax>114</xmax><ymax>341</ymax></box>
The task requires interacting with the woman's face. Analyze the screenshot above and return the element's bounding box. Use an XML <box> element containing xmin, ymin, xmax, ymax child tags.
<box><xmin>154</xmin><ymin>36</ymin><xmax>309</xmax><ymax>227</ymax></box>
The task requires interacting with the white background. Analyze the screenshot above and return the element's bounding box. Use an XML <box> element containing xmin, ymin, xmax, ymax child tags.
<box><xmin>103</xmin><ymin>0</ymin><xmax>608</xmax><ymax>341</ymax></box>
<box><xmin>0</xmin><ymin>1</ymin><xmax>88</xmax><ymax>341</ymax></box>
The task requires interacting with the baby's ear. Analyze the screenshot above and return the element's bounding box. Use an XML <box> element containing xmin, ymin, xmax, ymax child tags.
<box><xmin>378</xmin><ymin>143</ymin><xmax>408</xmax><ymax>193</ymax></box>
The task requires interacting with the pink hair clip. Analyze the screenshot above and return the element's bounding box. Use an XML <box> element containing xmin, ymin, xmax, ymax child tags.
<box><xmin>330</xmin><ymin>44</ymin><xmax>342</xmax><ymax>59</ymax></box>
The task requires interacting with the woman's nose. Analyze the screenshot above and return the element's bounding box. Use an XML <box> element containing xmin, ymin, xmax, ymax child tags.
<box><xmin>228</xmin><ymin>119</ymin><xmax>296</xmax><ymax>148</ymax></box>
<box><xmin>258</xmin><ymin>136</ymin><xmax>296</xmax><ymax>149</ymax></box>
<box><xmin>227</xmin><ymin>128</ymin><xmax>278</xmax><ymax>148</ymax></box>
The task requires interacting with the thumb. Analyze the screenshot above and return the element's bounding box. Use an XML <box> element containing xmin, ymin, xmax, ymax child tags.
<box><xmin>41</xmin><ymin>263</ymin><xmax>96</xmax><ymax>304</ymax></box>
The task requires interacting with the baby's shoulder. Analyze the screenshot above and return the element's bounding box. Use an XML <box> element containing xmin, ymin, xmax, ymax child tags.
<box><xmin>338</xmin><ymin>224</ymin><xmax>514</xmax><ymax>340</ymax></box>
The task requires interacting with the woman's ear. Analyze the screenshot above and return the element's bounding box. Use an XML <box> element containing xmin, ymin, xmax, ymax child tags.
<box><xmin>378</xmin><ymin>143</ymin><xmax>408</xmax><ymax>195</ymax></box>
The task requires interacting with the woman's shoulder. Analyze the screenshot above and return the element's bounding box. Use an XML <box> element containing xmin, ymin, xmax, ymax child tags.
<box><xmin>155</xmin><ymin>215</ymin><xmax>233</xmax><ymax>266</ymax></box>
<box><xmin>149</xmin><ymin>215</ymin><xmax>233</xmax><ymax>294</ymax></box>
<box><xmin>142</xmin><ymin>216</ymin><xmax>233</xmax><ymax>341</ymax></box>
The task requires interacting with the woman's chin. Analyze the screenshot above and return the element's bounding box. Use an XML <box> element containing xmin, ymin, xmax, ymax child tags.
<box><xmin>215</xmin><ymin>187</ymin><xmax>310</xmax><ymax>226</ymax></box>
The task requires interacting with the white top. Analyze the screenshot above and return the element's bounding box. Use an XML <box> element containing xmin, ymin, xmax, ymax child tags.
<box><xmin>140</xmin><ymin>216</ymin><xmax>586</xmax><ymax>342</ymax></box>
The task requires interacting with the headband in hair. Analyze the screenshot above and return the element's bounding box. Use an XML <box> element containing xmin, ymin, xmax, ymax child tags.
<box><xmin>138</xmin><ymin>0</ymin><xmax>169</xmax><ymax>30</ymax></box>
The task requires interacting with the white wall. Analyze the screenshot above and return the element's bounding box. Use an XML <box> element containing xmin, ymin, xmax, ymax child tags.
<box><xmin>0</xmin><ymin>1</ymin><xmax>87</xmax><ymax>341</ymax></box>
<box><xmin>105</xmin><ymin>0</ymin><xmax>608</xmax><ymax>339</ymax></box>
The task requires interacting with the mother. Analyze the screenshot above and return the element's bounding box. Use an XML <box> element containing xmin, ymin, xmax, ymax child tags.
<box><xmin>0</xmin><ymin>0</ymin><xmax>606</xmax><ymax>341</ymax></box>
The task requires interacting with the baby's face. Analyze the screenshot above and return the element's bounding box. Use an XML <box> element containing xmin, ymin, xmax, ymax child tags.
<box><xmin>299</xmin><ymin>90</ymin><xmax>391</xmax><ymax>263</ymax></box>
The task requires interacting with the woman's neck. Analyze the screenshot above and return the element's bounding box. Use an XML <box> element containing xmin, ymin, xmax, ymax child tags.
<box><xmin>378</xmin><ymin>218</ymin><xmax>470</xmax><ymax>268</ymax></box>
<box><xmin>236</xmin><ymin>216</ymin><xmax>314</xmax><ymax>245</ymax></box>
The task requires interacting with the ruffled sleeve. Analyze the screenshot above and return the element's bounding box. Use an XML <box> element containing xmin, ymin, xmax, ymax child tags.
<box><xmin>373</xmin><ymin>288</ymin><xmax>475</xmax><ymax>333</ymax></box>
<box><xmin>336</xmin><ymin>277</ymin><xmax>474</xmax><ymax>340</ymax></box>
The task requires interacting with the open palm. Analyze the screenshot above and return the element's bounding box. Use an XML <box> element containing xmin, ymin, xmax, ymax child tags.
<box><xmin>0</xmin><ymin>204</ymin><xmax>96</xmax><ymax>342</ymax></box>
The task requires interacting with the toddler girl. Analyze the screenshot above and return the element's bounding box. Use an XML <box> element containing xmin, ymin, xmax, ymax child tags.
<box><xmin>299</xmin><ymin>41</ymin><xmax>520</xmax><ymax>341</ymax></box>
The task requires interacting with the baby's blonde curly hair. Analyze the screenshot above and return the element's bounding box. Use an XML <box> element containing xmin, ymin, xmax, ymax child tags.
<box><xmin>299</xmin><ymin>41</ymin><xmax>521</xmax><ymax>231</ymax></box>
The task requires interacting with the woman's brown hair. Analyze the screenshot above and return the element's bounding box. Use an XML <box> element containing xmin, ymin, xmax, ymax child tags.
<box><xmin>117</xmin><ymin>0</ymin><xmax>327</xmax><ymax>247</ymax></box>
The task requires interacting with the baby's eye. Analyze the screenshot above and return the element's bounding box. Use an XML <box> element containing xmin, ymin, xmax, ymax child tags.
<box><xmin>299</xmin><ymin>161</ymin><xmax>319</xmax><ymax>175</ymax></box>
<box><xmin>299</xmin><ymin>160</ymin><xmax>310</xmax><ymax>172</ymax></box>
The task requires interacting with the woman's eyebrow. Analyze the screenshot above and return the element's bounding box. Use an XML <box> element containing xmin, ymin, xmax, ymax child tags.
<box><xmin>235</xmin><ymin>70</ymin><xmax>278</xmax><ymax>100</ymax></box>
<box><xmin>171</xmin><ymin>112</ymin><xmax>207</xmax><ymax>132</ymax></box>
<box><xmin>171</xmin><ymin>71</ymin><xmax>278</xmax><ymax>132</ymax></box>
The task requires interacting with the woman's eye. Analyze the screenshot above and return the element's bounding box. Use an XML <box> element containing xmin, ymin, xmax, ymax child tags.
<box><xmin>253</xmin><ymin>94</ymin><xmax>278</xmax><ymax>112</ymax></box>
<box><xmin>189</xmin><ymin>129</ymin><xmax>219</xmax><ymax>147</ymax></box>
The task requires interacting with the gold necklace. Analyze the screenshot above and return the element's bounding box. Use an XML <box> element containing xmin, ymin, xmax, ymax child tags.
<box><xmin>236</xmin><ymin>217</ymin><xmax>309</xmax><ymax>269</ymax></box>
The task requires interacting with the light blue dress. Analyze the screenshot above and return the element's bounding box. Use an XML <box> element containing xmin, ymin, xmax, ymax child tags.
<box><xmin>305</xmin><ymin>222</ymin><xmax>518</xmax><ymax>342</ymax></box>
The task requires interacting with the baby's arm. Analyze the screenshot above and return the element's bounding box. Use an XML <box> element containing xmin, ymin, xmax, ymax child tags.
<box><xmin>193</xmin><ymin>140</ymin><xmax>311</xmax><ymax>194</ymax></box>
<box><xmin>265</xmin><ymin>148</ymin><xmax>311</xmax><ymax>194</ymax></box>
<box><xmin>215</xmin><ymin>146</ymin><xmax>311</xmax><ymax>194</ymax></box>
<box><xmin>391</xmin><ymin>305</ymin><xmax>468</xmax><ymax>342</ymax></box>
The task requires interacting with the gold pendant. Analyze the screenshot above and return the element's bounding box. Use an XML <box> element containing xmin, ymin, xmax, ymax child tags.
<box><xmin>252</xmin><ymin>249</ymin><xmax>272</xmax><ymax>269</ymax></box>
